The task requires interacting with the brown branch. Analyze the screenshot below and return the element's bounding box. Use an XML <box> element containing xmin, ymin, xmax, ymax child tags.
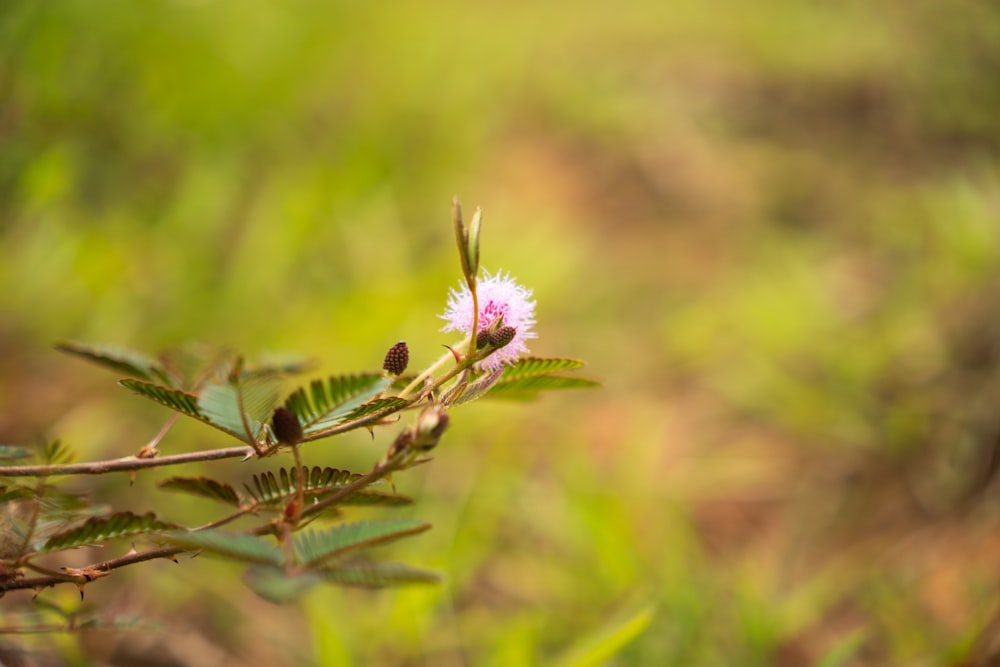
<box><xmin>0</xmin><ymin>446</ymin><xmax>254</xmax><ymax>478</ymax></box>
<box><xmin>1</xmin><ymin>546</ymin><xmax>185</xmax><ymax>595</ymax></box>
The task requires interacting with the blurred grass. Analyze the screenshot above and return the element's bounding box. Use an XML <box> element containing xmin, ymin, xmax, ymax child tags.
<box><xmin>3</xmin><ymin>0</ymin><xmax>1000</xmax><ymax>665</ymax></box>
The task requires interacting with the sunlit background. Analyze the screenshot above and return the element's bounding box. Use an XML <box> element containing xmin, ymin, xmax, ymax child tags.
<box><xmin>3</xmin><ymin>1</ymin><xmax>1000</xmax><ymax>665</ymax></box>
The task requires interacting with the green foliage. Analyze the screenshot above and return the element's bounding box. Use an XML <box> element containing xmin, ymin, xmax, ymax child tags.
<box><xmin>327</xmin><ymin>396</ymin><xmax>410</xmax><ymax>431</ymax></box>
<box><xmin>318</xmin><ymin>561</ymin><xmax>440</xmax><ymax>588</ymax></box>
<box><xmin>243</xmin><ymin>467</ymin><xmax>412</xmax><ymax>509</ymax></box>
<box><xmin>282</xmin><ymin>374</ymin><xmax>391</xmax><ymax>438</ymax></box>
<box><xmin>481</xmin><ymin>357</ymin><xmax>599</xmax><ymax>400</ymax></box>
<box><xmin>242</xmin><ymin>566</ymin><xmax>324</xmax><ymax>604</ymax></box>
<box><xmin>41</xmin><ymin>440</ymin><xmax>75</xmax><ymax>466</ymax></box>
<box><xmin>55</xmin><ymin>340</ymin><xmax>175</xmax><ymax>385</ymax></box>
<box><xmin>292</xmin><ymin>519</ymin><xmax>431</xmax><ymax>567</ymax></box>
<box><xmin>160</xmin><ymin>530</ymin><xmax>283</xmax><ymax>566</ymax></box>
<box><xmin>41</xmin><ymin>512</ymin><xmax>178</xmax><ymax>552</ymax></box>
<box><xmin>197</xmin><ymin>377</ymin><xmax>283</xmax><ymax>446</ymax></box>
<box><xmin>0</xmin><ymin>446</ymin><xmax>32</xmax><ymax>461</ymax></box>
<box><xmin>158</xmin><ymin>476</ymin><xmax>242</xmax><ymax>508</ymax></box>
<box><xmin>0</xmin><ymin>485</ymin><xmax>34</xmax><ymax>503</ymax></box>
<box><xmin>119</xmin><ymin>379</ymin><xmax>206</xmax><ymax>423</ymax></box>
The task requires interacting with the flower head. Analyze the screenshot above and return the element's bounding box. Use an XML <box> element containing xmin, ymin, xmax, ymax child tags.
<box><xmin>440</xmin><ymin>270</ymin><xmax>536</xmax><ymax>370</ymax></box>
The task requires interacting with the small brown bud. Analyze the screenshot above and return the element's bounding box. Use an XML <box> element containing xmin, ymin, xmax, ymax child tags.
<box><xmin>382</xmin><ymin>341</ymin><xmax>409</xmax><ymax>375</ymax></box>
<box><xmin>490</xmin><ymin>326</ymin><xmax>517</xmax><ymax>349</ymax></box>
<box><xmin>272</xmin><ymin>406</ymin><xmax>304</xmax><ymax>446</ymax></box>
<box><xmin>476</xmin><ymin>330</ymin><xmax>491</xmax><ymax>349</ymax></box>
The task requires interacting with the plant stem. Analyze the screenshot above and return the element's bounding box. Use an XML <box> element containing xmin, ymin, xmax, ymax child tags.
<box><xmin>0</xmin><ymin>446</ymin><xmax>254</xmax><ymax>477</ymax></box>
<box><xmin>397</xmin><ymin>337</ymin><xmax>469</xmax><ymax>399</ymax></box>
<box><xmin>0</xmin><ymin>546</ymin><xmax>184</xmax><ymax>595</ymax></box>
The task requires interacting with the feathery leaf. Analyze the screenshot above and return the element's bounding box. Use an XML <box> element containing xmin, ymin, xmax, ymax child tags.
<box><xmin>0</xmin><ymin>445</ymin><xmax>31</xmax><ymax>461</ymax></box>
<box><xmin>486</xmin><ymin>374</ymin><xmax>600</xmax><ymax>399</ymax></box>
<box><xmin>243</xmin><ymin>466</ymin><xmax>412</xmax><ymax>510</ymax></box>
<box><xmin>293</xmin><ymin>519</ymin><xmax>430</xmax><ymax>567</ymax></box>
<box><xmin>42</xmin><ymin>440</ymin><xmax>76</xmax><ymax>466</ymax></box>
<box><xmin>470</xmin><ymin>357</ymin><xmax>599</xmax><ymax>400</ymax></box>
<box><xmin>282</xmin><ymin>374</ymin><xmax>396</xmax><ymax>438</ymax></box>
<box><xmin>320</xmin><ymin>561</ymin><xmax>440</xmax><ymax>588</ymax></box>
<box><xmin>198</xmin><ymin>377</ymin><xmax>283</xmax><ymax>445</ymax></box>
<box><xmin>41</xmin><ymin>512</ymin><xmax>178</xmax><ymax>552</ymax></box>
<box><xmin>493</xmin><ymin>357</ymin><xmax>586</xmax><ymax>380</ymax></box>
<box><xmin>158</xmin><ymin>477</ymin><xmax>241</xmax><ymax>508</ymax></box>
<box><xmin>243</xmin><ymin>566</ymin><xmax>321</xmax><ymax>604</ymax></box>
<box><xmin>119</xmin><ymin>379</ymin><xmax>206</xmax><ymax>422</ymax></box>
<box><xmin>55</xmin><ymin>340</ymin><xmax>175</xmax><ymax>385</ymax></box>
<box><xmin>0</xmin><ymin>485</ymin><xmax>33</xmax><ymax>503</ymax></box>
<box><xmin>159</xmin><ymin>530</ymin><xmax>282</xmax><ymax>566</ymax></box>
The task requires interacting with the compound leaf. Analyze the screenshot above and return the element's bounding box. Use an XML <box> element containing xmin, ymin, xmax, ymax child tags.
<box><xmin>487</xmin><ymin>374</ymin><xmax>600</xmax><ymax>399</ymax></box>
<box><xmin>293</xmin><ymin>519</ymin><xmax>430</xmax><ymax>568</ymax></box>
<box><xmin>42</xmin><ymin>440</ymin><xmax>76</xmax><ymax>466</ymax></box>
<box><xmin>243</xmin><ymin>466</ymin><xmax>411</xmax><ymax>510</ymax></box>
<box><xmin>159</xmin><ymin>530</ymin><xmax>282</xmax><ymax>566</ymax></box>
<box><xmin>0</xmin><ymin>485</ymin><xmax>34</xmax><ymax>503</ymax></box>
<box><xmin>158</xmin><ymin>477</ymin><xmax>241</xmax><ymax>508</ymax></box>
<box><xmin>243</xmin><ymin>565</ymin><xmax>321</xmax><ymax>604</ymax></box>
<box><xmin>320</xmin><ymin>561</ymin><xmax>440</xmax><ymax>588</ymax></box>
<box><xmin>283</xmin><ymin>374</ymin><xmax>395</xmax><ymax>438</ymax></box>
<box><xmin>493</xmin><ymin>357</ymin><xmax>586</xmax><ymax>381</ymax></box>
<box><xmin>120</xmin><ymin>379</ymin><xmax>206</xmax><ymax>423</ymax></box>
<box><xmin>0</xmin><ymin>445</ymin><xmax>31</xmax><ymax>461</ymax></box>
<box><xmin>331</xmin><ymin>397</ymin><xmax>408</xmax><ymax>426</ymax></box>
<box><xmin>55</xmin><ymin>340</ymin><xmax>175</xmax><ymax>385</ymax></box>
<box><xmin>42</xmin><ymin>512</ymin><xmax>178</xmax><ymax>552</ymax></box>
<box><xmin>198</xmin><ymin>377</ymin><xmax>282</xmax><ymax>445</ymax></box>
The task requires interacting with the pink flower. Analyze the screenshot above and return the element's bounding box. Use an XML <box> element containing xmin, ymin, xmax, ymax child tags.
<box><xmin>440</xmin><ymin>270</ymin><xmax>537</xmax><ymax>370</ymax></box>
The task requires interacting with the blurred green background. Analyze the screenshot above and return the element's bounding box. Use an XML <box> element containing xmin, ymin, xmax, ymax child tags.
<box><xmin>3</xmin><ymin>1</ymin><xmax>1000</xmax><ymax>665</ymax></box>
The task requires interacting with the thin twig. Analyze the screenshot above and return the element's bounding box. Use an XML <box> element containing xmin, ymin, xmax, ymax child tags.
<box><xmin>0</xmin><ymin>446</ymin><xmax>253</xmax><ymax>477</ymax></box>
<box><xmin>1</xmin><ymin>547</ymin><xmax>184</xmax><ymax>594</ymax></box>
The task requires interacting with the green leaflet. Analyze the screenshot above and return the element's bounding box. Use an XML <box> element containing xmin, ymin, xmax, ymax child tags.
<box><xmin>243</xmin><ymin>566</ymin><xmax>322</xmax><ymax>604</ymax></box>
<box><xmin>42</xmin><ymin>440</ymin><xmax>76</xmax><ymax>466</ymax></box>
<box><xmin>493</xmin><ymin>357</ymin><xmax>587</xmax><ymax>381</ymax></box>
<box><xmin>159</xmin><ymin>530</ymin><xmax>283</xmax><ymax>566</ymax></box>
<box><xmin>486</xmin><ymin>374</ymin><xmax>600</xmax><ymax>398</ymax></box>
<box><xmin>55</xmin><ymin>340</ymin><xmax>175</xmax><ymax>385</ymax></box>
<box><xmin>450</xmin><ymin>368</ymin><xmax>504</xmax><ymax>406</ymax></box>
<box><xmin>243</xmin><ymin>560</ymin><xmax>440</xmax><ymax>604</ymax></box>
<box><xmin>0</xmin><ymin>445</ymin><xmax>31</xmax><ymax>461</ymax></box>
<box><xmin>324</xmin><ymin>396</ymin><xmax>408</xmax><ymax>428</ymax></box>
<box><xmin>41</xmin><ymin>512</ymin><xmax>178</xmax><ymax>552</ymax></box>
<box><xmin>198</xmin><ymin>377</ymin><xmax>283</xmax><ymax>445</ymax></box>
<box><xmin>293</xmin><ymin>519</ymin><xmax>431</xmax><ymax>567</ymax></box>
<box><xmin>158</xmin><ymin>477</ymin><xmax>242</xmax><ymax>507</ymax></box>
<box><xmin>459</xmin><ymin>357</ymin><xmax>600</xmax><ymax>400</ymax></box>
<box><xmin>0</xmin><ymin>485</ymin><xmax>34</xmax><ymax>503</ymax></box>
<box><xmin>319</xmin><ymin>561</ymin><xmax>440</xmax><ymax>588</ymax></box>
<box><xmin>120</xmin><ymin>378</ymin><xmax>278</xmax><ymax>445</ymax></box>
<box><xmin>244</xmin><ymin>466</ymin><xmax>412</xmax><ymax>509</ymax></box>
<box><xmin>119</xmin><ymin>379</ymin><xmax>206</xmax><ymax>423</ymax></box>
<box><xmin>283</xmin><ymin>374</ymin><xmax>398</xmax><ymax>438</ymax></box>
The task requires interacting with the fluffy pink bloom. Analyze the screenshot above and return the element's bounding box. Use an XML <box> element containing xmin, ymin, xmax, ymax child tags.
<box><xmin>440</xmin><ymin>270</ymin><xmax>537</xmax><ymax>370</ymax></box>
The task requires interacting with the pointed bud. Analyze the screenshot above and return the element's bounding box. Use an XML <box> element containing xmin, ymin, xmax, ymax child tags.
<box><xmin>490</xmin><ymin>326</ymin><xmax>517</xmax><ymax>349</ymax></box>
<box><xmin>382</xmin><ymin>341</ymin><xmax>409</xmax><ymax>375</ymax></box>
<box><xmin>466</xmin><ymin>206</ymin><xmax>482</xmax><ymax>282</ymax></box>
<box><xmin>452</xmin><ymin>197</ymin><xmax>482</xmax><ymax>290</ymax></box>
<box><xmin>272</xmin><ymin>406</ymin><xmax>303</xmax><ymax>446</ymax></box>
<box><xmin>413</xmin><ymin>405</ymin><xmax>450</xmax><ymax>451</ymax></box>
